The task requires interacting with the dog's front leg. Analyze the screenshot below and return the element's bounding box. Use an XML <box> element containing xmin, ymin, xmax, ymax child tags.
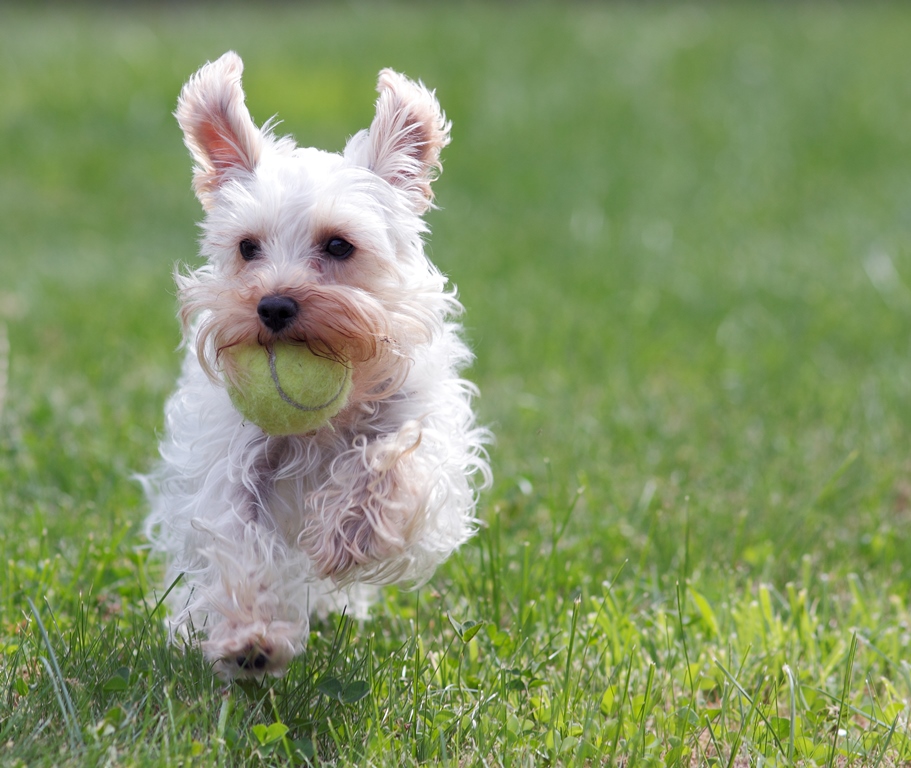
<box><xmin>305</xmin><ymin>420</ymin><xmax>433</xmax><ymax>581</ymax></box>
<box><xmin>177</xmin><ymin>495</ymin><xmax>308</xmax><ymax>679</ymax></box>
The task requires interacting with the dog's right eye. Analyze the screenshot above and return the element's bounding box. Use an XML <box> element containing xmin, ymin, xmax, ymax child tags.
<box><xmin>324</xmin><ymin>237</ymin><xmax>354</xmax><ymax>261</ymax></box>
<box><xmin>238</xmin><ymin>239</ymin><xmax>261</xmax><ymax>261</ymax></box>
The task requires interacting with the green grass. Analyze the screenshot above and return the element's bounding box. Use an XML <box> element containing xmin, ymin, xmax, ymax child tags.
<box><xmin>3</xmin><ymin>3</ymin><xmax>911</xmax><ymax>765</ymax></box>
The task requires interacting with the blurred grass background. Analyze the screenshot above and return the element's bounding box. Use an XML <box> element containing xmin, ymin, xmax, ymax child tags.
<box><xmin>3</xmin><ymin>2</ymin><xmax>911</xmax><ymax>764</ymax></box>
<box><xmin>4</xmin><ymin>2</ymin><xmax>909</xmax><ymax>579</ymax></box>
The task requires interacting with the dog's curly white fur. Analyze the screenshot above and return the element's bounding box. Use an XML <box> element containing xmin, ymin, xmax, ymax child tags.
<box><xmin>142</xmin><ymin>52</ymin><xmax>490</xmax><ymax>679</ymax></box>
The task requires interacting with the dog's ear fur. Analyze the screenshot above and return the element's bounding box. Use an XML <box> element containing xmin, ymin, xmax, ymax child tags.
<box><xmin>176</xmin><ymin>51</ymin><xmax>262</xmax><ymax>210</ymax></box>
<box><xmin>347</xmin><ymin>69</ymin><xmax>451</xmax><ymax>214</ymax></box>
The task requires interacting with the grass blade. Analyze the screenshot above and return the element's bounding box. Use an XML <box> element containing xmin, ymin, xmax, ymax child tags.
<box><xmin>27</xmin><ymin>597</ymin><xmax>84</xmax><ymax>749</ymax></box>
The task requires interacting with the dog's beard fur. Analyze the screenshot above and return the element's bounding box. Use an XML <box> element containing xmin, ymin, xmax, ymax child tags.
<box><xmin>180</xmin><ymin>269</ymin><xmax>397</xmax><ymax>400</ymax></box>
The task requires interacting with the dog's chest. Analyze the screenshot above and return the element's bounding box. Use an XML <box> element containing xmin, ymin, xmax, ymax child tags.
<box><xmin>262</xmin><ymin>470</ymin><xmax>312</xmax><ymax>541</ymax></box>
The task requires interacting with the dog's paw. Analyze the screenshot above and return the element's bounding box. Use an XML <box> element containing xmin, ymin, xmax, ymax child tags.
<box><xmin>230</xmin><ymin>643</ymin><xmax>274</xmax><ymax>673</ymax></box>
<box><xmin>202</xmin><ymin>620</ymin><xmax>302</xmax><ymax>679</ymax></box>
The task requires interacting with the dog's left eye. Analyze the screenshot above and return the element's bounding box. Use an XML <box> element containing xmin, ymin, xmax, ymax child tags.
<box><xmin>238</xmin><ymin>239</ymin><xmax>261</xmax><ymax>261</ymax></box>
<box><xmin>324</xmin><ymin>237</ymin><xmax>354</xmax><ymax>260</ymax></box>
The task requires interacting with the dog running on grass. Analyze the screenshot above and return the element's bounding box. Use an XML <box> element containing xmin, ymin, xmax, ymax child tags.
<box><xmin>143</xmin><ymin>52</ymin><xmax>490</xmax><ymax>679</ymax></box>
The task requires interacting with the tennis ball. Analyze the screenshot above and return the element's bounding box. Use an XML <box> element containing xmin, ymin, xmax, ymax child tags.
<box><xmin>224</xmin><ymin>343</ymin><xmax>352</xmax><ymax>435</ymax></box>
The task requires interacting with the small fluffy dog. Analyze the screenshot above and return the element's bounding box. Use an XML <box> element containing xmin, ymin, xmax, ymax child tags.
<box><xmin>143</xmin><ymin>52</ymin><xmax>490</xmax><ymax>679</ymax></box>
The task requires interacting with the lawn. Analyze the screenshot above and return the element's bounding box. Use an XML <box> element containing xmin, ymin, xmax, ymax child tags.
<box><xmin>3</xmin><ymin>3</ymin><xmax>911</xmax><ymax>765</ymax></box>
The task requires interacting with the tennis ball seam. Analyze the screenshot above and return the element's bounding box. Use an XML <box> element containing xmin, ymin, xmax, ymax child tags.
<box><xmin>224</xmin><ymin>343</ymin><xmax>352</xmax><ymax>435</ymax></box>
<box><xmin>268</xmin><ymin>346</ymin><xmax>349</xmax><ymax>413</ymax></box>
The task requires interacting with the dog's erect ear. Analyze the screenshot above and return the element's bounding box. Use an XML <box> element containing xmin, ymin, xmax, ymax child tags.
<box><xmin>347</xmin><ymin>69</ymin><xmax>451</xmax><ymax>214</ymax></box>
<box><xmin>176</xmin><ymin>51</ymin><xmax>262</xmax><ymax>209</ymax></box>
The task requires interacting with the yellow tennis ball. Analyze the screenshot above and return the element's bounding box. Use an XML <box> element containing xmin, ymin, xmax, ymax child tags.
<box><xmin>224</xmin><ymin>344</ymin><xmax>352</xmax><ymax>435</ymax></box>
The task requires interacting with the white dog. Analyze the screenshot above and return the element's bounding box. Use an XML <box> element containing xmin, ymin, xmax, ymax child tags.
<box><xmin>143</xmin><ymin>52</ymin><xmax>490</xmax><ymax>679</ymax></box>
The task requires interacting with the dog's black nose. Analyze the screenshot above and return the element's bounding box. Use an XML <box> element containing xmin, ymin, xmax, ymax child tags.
<box><xmin>257</xmin><ymin>295</ymin><xmax>299</xmax><ymax>333</ymax></box>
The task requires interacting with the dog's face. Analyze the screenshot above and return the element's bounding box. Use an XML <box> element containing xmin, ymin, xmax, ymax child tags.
<box><xmin>174</xmin><ymin>53</ymin><xmax>452</xmax><ymax>403</ymax></box>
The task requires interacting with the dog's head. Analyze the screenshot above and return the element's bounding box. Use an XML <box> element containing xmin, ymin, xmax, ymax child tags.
<box><xmin>174</xmin><ymin>52</ymin><xmax>453</xmax><ymax>405</ymax></box>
